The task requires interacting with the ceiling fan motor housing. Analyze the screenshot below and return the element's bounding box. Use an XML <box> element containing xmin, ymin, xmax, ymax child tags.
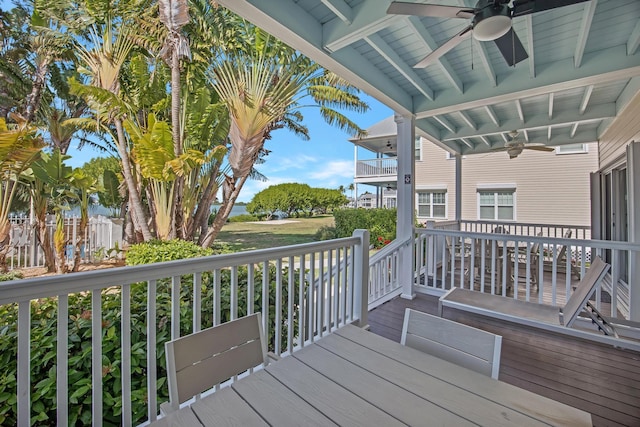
<box><xmin>473</xmin><ymin>0</ymin><xmax>512</xmax><ymax>41</ymax></box>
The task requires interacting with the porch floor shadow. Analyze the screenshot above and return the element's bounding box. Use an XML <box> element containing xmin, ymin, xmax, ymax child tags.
<box><xmin>367</xmin><ymin>294</ymin><xmax>640</xmax><ymax>427</ymax></box>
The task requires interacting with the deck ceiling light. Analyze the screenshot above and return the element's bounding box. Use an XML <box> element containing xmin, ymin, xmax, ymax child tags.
<box><xmin>472</xmin><ymin>4</ymin><xmax>511</xmax><ymax>41</ymax></box>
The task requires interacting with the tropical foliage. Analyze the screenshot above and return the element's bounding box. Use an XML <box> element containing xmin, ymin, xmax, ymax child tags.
<box><xmin>0</xmin><ymin>0</ymin><xmax>367</xmax><ymax>269</ymax></box>
<box><xmin>247</xmin><ymin>183</ymin><xmax>347</xmax><ymax>219</ymax></box>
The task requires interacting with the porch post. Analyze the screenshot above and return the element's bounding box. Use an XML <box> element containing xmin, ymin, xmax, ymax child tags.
<box><xmin>627</xmin><ymin>142</ymin><xmax>640</xmax><ymax>321</ymax></box>
<box><xmin>352</xmin><ymin>229</ymin><xmax>369</xmax><ymax>328</ymax></box>
<box><xmin>395</xmin><ymin>114</ymin><xmax>416</xmax><ymax>300</ymax></box>
<box><xmin>455</xmin><ymin>154</ymin><xmax>462</xmax><ymax>226</ymax></box>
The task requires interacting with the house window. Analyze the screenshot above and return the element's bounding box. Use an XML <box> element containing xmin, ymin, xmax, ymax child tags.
<box><xmin>415</xmin><ymin>137</ymin><xmax>422</xmax><ymax>161</ymax></box>
<box><xmin>556</xmin><ymin>143</ymin><xmax>588</xmax><ymax>154</ymax></box>
<box><xmin>478</xmin><ymin>190</ymin><xmax>514</xmax><ymax>220</ymax></box>
<box><xmin>417</xmin><ymin>191</ymin><xmax>446</xmax><ymax>218</ymax></box>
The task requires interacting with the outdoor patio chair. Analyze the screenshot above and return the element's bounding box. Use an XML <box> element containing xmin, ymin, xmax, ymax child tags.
<box><xmin>163</xmin><ymin>313</ymin><xmax>271</xmax><ymax>412</ymax></box>
<box><xmin>444</xmin><ymin>236</ymin><xmax>471</xmax><ymax>282</ymax></box>
<box><xmin>401</xmin><ymin>308</ymin><xmax>502</xmax><ymax>379</ymax></box>
<box><xmin>546</xmin><ymin>230</ymin><xmax>580</xmax><ymax>278</ymax></box>
<box><xmin>511</xmin><ymin>232</ymin><xmax>543</xmax><ymax>289</ymax></box>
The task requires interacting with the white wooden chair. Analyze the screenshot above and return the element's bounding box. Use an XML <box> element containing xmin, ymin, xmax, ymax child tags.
<box><xmin>401</xmin><ymin>308</ymin><xmax>502</xmax><ymax>379</ymax></box>
<box><xmin>163</xmin><ymin>313</ymin><xmax>270</xmax><ymax>412</ymax></box>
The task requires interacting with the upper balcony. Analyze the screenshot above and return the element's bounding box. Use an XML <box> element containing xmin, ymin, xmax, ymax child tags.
<box><xmin>354</xmin><ymin>157</ymin><xmax>398</xmax><ymax>183</ymax></box>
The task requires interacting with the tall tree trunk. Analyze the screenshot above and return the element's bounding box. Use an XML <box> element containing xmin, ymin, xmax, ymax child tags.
<box><xmin>199</xmin><ymin>175</ymin><xmax>247</xmax><ymax>247</ymax></box>
<box><xmin>114</xmin><ymin>118</ymin><xmax>153</xmax><ymax>241</ymax></box>
<box><xmin>171</xmin><ymin>52</ymin><xmax>184</xmax><ymax>239</ymax></box>
<box><xmin>72</xmin><ymin>213</ymin><xmax>88</xmax><ymax>272</ymax></box>
<box><xmin>24</xmin><ymin>57</ymin><xmax>50</xmax><ymax>123</ymax></box>
<box><xmin>53</xmin><ymin>211</ymin><xmax>68</xmax><ymax>274</ymax></box>
<box><xmin>33</xmin><ymin>206</ymin><xmax>56</xmax><ymax>272</ymax></box>
<box><xmin>189</xmin><ymin>163</ymin><xmax>220</xmax><ymax>239</ymax></box>
<box><xmin>0</xmin><ymin>220</ymin><xmax>11</xmax><ymax>273</ymax></box>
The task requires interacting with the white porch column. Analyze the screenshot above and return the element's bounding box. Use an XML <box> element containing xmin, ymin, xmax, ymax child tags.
<box><xmin>455</xmin><ymin>154</ymin><xmax>462</xmax><ymax>224</ymax></box>
<box><xmin>395</xmin><ymin>114</ymin><xmax>416</xmax><ymax>300</ymax></box>
<box><xmin>627</xmin><ymin>142</ymin><xmax>640</xmax><ymax>321</ymax></box>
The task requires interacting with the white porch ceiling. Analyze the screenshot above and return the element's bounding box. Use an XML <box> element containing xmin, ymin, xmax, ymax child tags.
<box><xmin>216</xmin><ymin>0</ymin><xmax>640</xmax><ymax>155</ymax></box>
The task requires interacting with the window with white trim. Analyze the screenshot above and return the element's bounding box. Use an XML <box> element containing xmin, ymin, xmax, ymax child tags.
<box><xmin>555</xmin><ymin>143</ymin><xmax>588</xmax><ymax>154</ymax></box>
<box><xmin>417</xmin><ymin>191</ymin><xmax>447</xmax><ymax>218</ymax></box>
<box><xmin>478</xmin><ymin>190</ymin><xmax>514</xmax><ymax>220</ymax></box>
<box><xmin>415</xmin><ymin>137</ymin><xmax>422</xmax><ymax>161</ymax></box>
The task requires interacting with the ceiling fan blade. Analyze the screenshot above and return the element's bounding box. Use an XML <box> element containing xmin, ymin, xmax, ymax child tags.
<box><xmin>524</xmin><ymin>145</ymin><xmax>555</xmax><ymax>152</ymax></box>
<box><xmin>414</xmin><ymin>26</ymin><xmax>473</xmax><ymax>68</ymax></box>
<box><xmin>387</xmin><ymin>2</ymin><xmax>475</xmax><ymax>19</ymax></box>
<box><xmin>512</xmin><ymin>0</ymin><xmax>590</xmax><ymax>17</ymax></box>
<box><xmin>493</xmin><ymin>28</ymin><xmax>528</xmax><ymax>66</ymax></box>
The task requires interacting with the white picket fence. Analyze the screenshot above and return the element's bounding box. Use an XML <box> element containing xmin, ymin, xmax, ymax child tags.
<box><xmin>6</xmin><ymin>215</ymin><xmax>123</xmax><ymax>270</ymax></box>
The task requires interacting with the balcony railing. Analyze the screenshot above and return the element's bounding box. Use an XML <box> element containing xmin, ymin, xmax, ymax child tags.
<box><xmin>456</xmin><ymin>219</ymin><xmax>591</xmax><ymax>240</ymax></box>
<box><xmin>355</xmin><ymin>158</ymin><xmax>397</xmax><ymax>178</ymax></box>
<box><xmin>414</xmin><ymin>228</ymin><xmax>638</xmax><ymax>322</ymax></box>
<box><xmin>0</xmin><ymin>231</ymin><xmax>369</xmax><ymax>427</ymax></box>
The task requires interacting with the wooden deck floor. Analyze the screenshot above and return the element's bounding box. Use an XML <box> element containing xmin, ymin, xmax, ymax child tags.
<box><xmin>367</xmin><ymin>294</ymin><xmax>640</xmax><ymax>427</ymax></box>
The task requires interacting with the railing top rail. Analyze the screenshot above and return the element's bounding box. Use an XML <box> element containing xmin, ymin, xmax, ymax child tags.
<box><xmin>459</xmin><ymin>219</ymin><xmax>591</xmax><ymax>230</ymax></box>
<box><xmin>415</xmin><ymin>228</ymin><xmax>640</xmax><ymax>251</ymax></box>
<box><xmin>369</xmin><ymin>236</ymin><xmax>411</xmax><ymax>263</ymax></box>
<box><xmin>0</xmin><ymin>236</ymin><xmax>360</xmax><ymax>305</ymax></box>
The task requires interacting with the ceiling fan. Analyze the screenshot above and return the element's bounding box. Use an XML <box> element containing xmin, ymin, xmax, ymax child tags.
<box><xmin>492</xmin><ymin>130</ymin><xmax>554</xmax><ymax>159</ymax></box>
<box><xmin>387</xmin><ymin>0</ymin><xmax>590</xmax><ymax>68</ymax></box>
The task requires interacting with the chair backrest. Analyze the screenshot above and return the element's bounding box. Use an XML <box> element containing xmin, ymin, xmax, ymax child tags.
<box><xmin>555</xmin><ymin>229</ymin><xmax>573</xmax><ymax>263</ymax></box>
<box><xmin>165</xmin><ymin>313</ymin><xmax>269</xmax><ymax>409</ymax></box>
<box><xmin>560</xmin><ymin>256</ymin><xmax>610</xmax><ymax>327</ymax></box>
<box><xmin>401</xmin><ymin>308</ymin><xmax>502</xmax><ymax>379</ymax></box>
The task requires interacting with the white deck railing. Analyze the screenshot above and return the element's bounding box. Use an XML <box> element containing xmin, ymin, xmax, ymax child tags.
<box><xmin>0</xmin><ymin>230</ymin><xmax>369</xmax><ymax>427</ymax></box>
<box><xmin>414</xmin><ymin>228</ymin><xmax>638</xmax><ymax>321</ymax></box>
<box><xmin>355</xmin><ymin>158</ymin><xmax>397</xmax><ymax>178</ymax></box>
<box><xmin>435</xmin><ymin>219</ymin><xmax>591</xmax><ymax>240</ymax></box>
<box><xmin>367</xmin><ymin>237</ymin><xmax>408</xmax><ymax>309</ymax></box>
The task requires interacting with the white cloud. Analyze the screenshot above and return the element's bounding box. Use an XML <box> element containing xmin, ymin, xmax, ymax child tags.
<box><xmin>308</xmin><ymin>160</ymin><xmax>353</xmax><ymax>180</ymax></box>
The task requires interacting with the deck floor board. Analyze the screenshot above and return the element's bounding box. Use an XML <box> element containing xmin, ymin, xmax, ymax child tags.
<box><xmin>367</xmin><ymin>294</ymin><xmax>640</xmax><ymax>427</ymax></box>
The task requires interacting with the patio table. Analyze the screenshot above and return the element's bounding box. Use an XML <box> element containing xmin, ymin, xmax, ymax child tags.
<box><xmin>151</xmin><ymin>324</ymin><xmax>591</xmax><ymax>426</ymax></box>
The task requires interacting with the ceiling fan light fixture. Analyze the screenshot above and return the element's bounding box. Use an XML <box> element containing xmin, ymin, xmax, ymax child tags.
<box><xmin>472</xmin><ymin>5</ymin><xmax>511</xmax><ymax>41</ymax></box>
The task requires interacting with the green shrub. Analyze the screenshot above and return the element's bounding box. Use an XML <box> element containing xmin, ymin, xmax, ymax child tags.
<box><xmin>0</xmin><ymin>241</ymin><xmax>305</xmax><ymax>426</ymax></box>
<box><xmin>333</xmin><ymin>208</ymin><xmax>396</xmax><ymax>246</ymax></box>
<box><xmin>0</xmin><ymin>271</ymin><xmax>23</xmax><ymax>282</ymax></box>
<box><xmin>227</xmin><ymin>213</ymin><xmax>260</xmax><ymax>223</ymax></box>
<box><xmin>314</xmin><ymin>225</ymin><xmax>337</xmax><ymax>241</ymax></box>
<box><xmin>125</xmin><ymin>239</ymin><xmax>213</xmax><ymax>266</ymax></box>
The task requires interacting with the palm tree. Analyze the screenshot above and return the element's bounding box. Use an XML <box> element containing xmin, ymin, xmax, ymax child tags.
<box><xmin>199</xmin><ymin>26</ymin><xmax>368</xmax><ymax>247</ymax></box>
<box><xmin>0</xmin><ymin>115</ymin><xmax>44</xmax><ymax>272</ymax></box>
<box><xmin>72</xmin><ymin>18</ymin><xmax>153</xmax><ymax>241</ymax></box>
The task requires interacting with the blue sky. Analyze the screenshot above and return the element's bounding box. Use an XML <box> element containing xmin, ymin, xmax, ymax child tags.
<box><xmin>67</xmin><ymin>94</ymin><xmax>392</xmax><ymax>203</ymax></box>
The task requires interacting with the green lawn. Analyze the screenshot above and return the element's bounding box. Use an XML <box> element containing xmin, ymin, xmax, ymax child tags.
<box><xmin>216</xmin><ymin>215</ymin><xmax>335</xmax><ymax>252</ymax></box>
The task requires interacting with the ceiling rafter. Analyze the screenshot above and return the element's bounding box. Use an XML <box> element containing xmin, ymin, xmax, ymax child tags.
<box><xmin>458</xmin><ymin>111</ymin><xmax>477</xmax><ymax>130</ymax></box>
<box><xmin>322</xmin><ymin>0</ymin><xmax>400</xmax><ymax>52</ymax></box>
<box><xmin>525</xmin><ymin>15</ymin><xmax>535</xmax><ymax>78</ymax></box>
<box><xmin>414</xmin><ymin>50</ymin><xmax>640</xmax><ymax>118</ymax></box>
<box><xmin>365</xmin><ymin>34</ymin><xmax>434</xmax><ymax>100</ymax></box>
<box><xmin>485</xmin><ymin>106</ymin><xmax>500</xmax><ymax>127</ymax></box>
<box><xmin>547</xmin><ymin>126</ymin><xmax>552</xmax><ymax>141</ymax></box>
<box><xmin>548</xmin><ymin>93</ymin><xmax>554</xmax><ymax>119</ymax></box>
<box><xmin>571</xmin><ymin>122</ymin><xmax>580</xmax><ymax>138</ymax></box>
<box><xmin>460</xmin><ymin>138</ymin><xmax>473</xmax><ymax>148</ymax></box>
<box><xmin>575</xmin><ymin>0</ymin><xmax>598</xmax><ymax>68</ymax></box>
<box><xmin>405</xmin><ymin>16</ymin><xmax>464</xmax><ymax>93</ymax></box>
<box><xmin>454</xmin><ymin>128</ymin><xmax>598</xmax><ymax>153</ymax></box>
<box><xmin>523</xmin><ymin>129</ymin><xmax>530</xmax><ymax>142</ymax></box>
<box><xmin>433</xmin><ymin>115</ymin><xmax>456</xmax><ymax>133</ymax></box>
<box><xmin>441</xmin><ymin>103</ymin><xmax>614</xmax><ymax>140</ymax></box>
<box><xmin>501</xmin><ymin>133</ymin><xmax>509</xmax><ymax>143</ymax></box>
<box><xmin>580</xmin><ymin>85</ymin><xmax>594</xmax><ymax>114</ymax></box>
<box><xmin>473</xmin><ymin>39</ymin><xmax>497</xmax><ymax>87</ymax></box>
<box><xmin>628</xmin><ymin>20</ymin><xmax>640</xmax><ymax>56</ymax></box>
<box><xmin>515</xmin><ymin>99</ymin><xmax>525</xmax><ymax>123</ymax></box>
<box><xmin>320</xmin><ymin>0</ymin><xmax>353</xmax><ymax>24</ymax></box>
<box><xmin>479</xmin><ymin>135</ymin><xmax>491</xmax><ymax>146</ymax></box>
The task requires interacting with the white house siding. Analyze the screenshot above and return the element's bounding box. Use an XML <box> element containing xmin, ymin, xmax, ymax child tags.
<box><xmin>599</xmin><ymin>92</ymin><xmax>640</xmax><ymax>171</ymax></box>
<box><xmin>415</xmin><ymin>141</ymin><xmax>599</xmax><ymax>226</ymax></box>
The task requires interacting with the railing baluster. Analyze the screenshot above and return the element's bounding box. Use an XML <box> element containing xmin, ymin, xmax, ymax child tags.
<box><xmin>298</xmin><ymin>253</ymin><xmax>306</xmax><ymax>348</ymax></box>
<box><xmin>261</xmin><ymin>261</ymin><xmax>269</xmax><ymax>344</ymax></box>
<box><xmin>231</xmin><ymin>266</ymin><xmax>238</xmax><ymax>321</ymax></box>
<box><xmin>309</xmin><ymin>253</ymin><xmax>315</xmax><ymax>342</ymax></box>
<box><xmin>193</xmin><ymin>273</ymin><xmax>202</xmax><ymax>332</ymax></box>
<box><xmin>91</xmin><ymin>290</ymin><xmax>102</xmax><ymax>427</ymax></box>
<box><xmin>147</xmin><ymin>280</ymin><xmax>157</xmax><ymax>422</ymax></box>
<box><xmin>287</xmin><ymin>255</ymin><xmax>294</xmax><ymax>354</ymax></box>
<box><xmin>57</xmin><ymin>294</ymin><xmax>68</xmax><ymax>426</ymax></box>
<box><xmin>18</xmin><ymin>301</ymin><xmax>30</xmax><ymax>427</ymax></box>
<box><xmin>275</xmin><ymin>258</ymin><xmax>282</xmax><ymax>354</ymax></box>
<box><xmin>121</xmin><ymin>284</ymin><xmax>132</xmax><ymax>427</ymax></box>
